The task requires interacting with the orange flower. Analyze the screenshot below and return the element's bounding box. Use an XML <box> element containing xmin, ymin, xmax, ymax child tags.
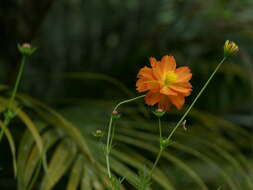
<box><xmin>136</xmin><ymin>55</ymin><xmax>192</xmax><ymax>110</ymax></box>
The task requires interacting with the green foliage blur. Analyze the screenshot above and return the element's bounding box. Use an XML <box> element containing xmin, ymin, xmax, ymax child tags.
<box><xmin>0</xmin><ymin>0</ymin><xmax>253</xmax><ymax>189</ymax></box>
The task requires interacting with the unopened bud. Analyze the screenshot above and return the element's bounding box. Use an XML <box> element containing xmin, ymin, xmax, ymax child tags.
<box><xmin>224</xmin><ymin>40</ymin><xmax>239</xmax><ymax>57</ymax></box>
<box><xmin>112</xmin><ymin>110</ymin><xmax>121</xmax><ymax>119</ymax></box>
<box><xmin>93</xmin><ymin>130</ymin><xmax>104</xmax><ymax>137</ymax></box>
<box><xmin>4</xmin><ymin>110</ymin><xmax>16</xmax><ymax>121</ymax></box>
<box><xmin>160</xmin><ymin>138</ymin><xmax>174</xmax><ymax>149</ymax></box>
<box><xmin>18</xmin><ymin>43</ymin><xmax>37</xmax><ymax>56</ymax></box>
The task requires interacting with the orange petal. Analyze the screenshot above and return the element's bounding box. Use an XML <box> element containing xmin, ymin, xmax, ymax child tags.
<box><xmin>158</xmin><ymin>95</ymin><xmax>171</xmax><ymax>110</ymax></box>
<box><xmin>136</xmin><ymin>78</ymin><xmax>148</xmax><ymax>92</ymax></box>
<box><xmin>169</xmin><ymin>95</ymin><xmax>185</xmax><ymax>109</ymax></box>
<box><xmin>160</xmin><ymin>55</ymin><xmax>176</xmax><ymax>72</ymax></box>
<box><xmin>152</xmin><ymin>63</ymin><xmax>164</xmax><ymax>81</ymax></box>
<box><xmin>137</xmin><ymin>66</ymin><xmax>153</xmax><ymax>79</ymax></box>
<box><xmin>160</xmin><ymin>86</ymin><xmax>178</xmax><ymax>96</ymax></box>
<box><xmin>168</xmin><ymin>56</ymin><xmax>177</xmax><ymax>70</ymax></box>
<box><xmin>169</xmin><ymin>85</ymin><xmax>192</xmax><ymax>94</ymax></box>
<box><xmin>176</xmin><ymin>82</ymin><xmax>192</xmax><ymax>88</ymax></box>
<box><xmin>180</xmin><ymin>91</ymin><xmax>191</xmax><ymax>96</ymax></box>
<box><xmin>145</xmin><ymin>91</ymin><xmax>162</xmax><ymax>105</ymax></box>
<box><xmin>136</xmin><ymin>76</ymin><xmax>160</xmax><ymax>92</ymax></box>
<box><xmin>150</xmin><ymin>57</ymin><xmax>158</xmax><ymax>68</ymax></box>
<box><xmin>173</xmin><ymin>82</ymin><xmax>192</xmax><ymax>96</ymax></box>
<box><xmin>175</xmin><ymin>66</ymin><xmax>192</xmax><ymax>83</ymax></box>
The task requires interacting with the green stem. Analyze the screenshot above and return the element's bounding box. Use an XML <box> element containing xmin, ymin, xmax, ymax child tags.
<box><xmin>149</xmin><ymin>56</ymin><xmax>227</xmax><ymax>179</ymax></box>
<box><xmin>109</xmin><ymin>122</ymin><xmax>116</xmax><ymax>150</ymax></box>
<box><xmin>106</xmin><ymin>117</ymin><xmax>113</xmax><ymax>178</ymax></box>
<box><xmin>149</xmin><ymin>147</ymin><xmax>163</xmax><ymax>179</ymax></box>
<box><xmin>158</xmin><ymin>118</ymin><xmax>162</xmax><ymax>138</ymax></box>
<box><xmin>0</xmin><ymin>56</ymin><xmax>27</xmax><ymax>143</ymax></box>
<box><xmin>149</xmin><ymin>117</ymin><xmax>164</xmax><ymax>179</ymax></box>
<box><xmin>8</xmin><ymin>56</ymin><xmax>26</xmax><ymax>108</ymax></box>
<box><xmin>106</xmin><ymin>95</ymin><xmax>145</xmax><ymax>179</ymax></box>
<box><xmin>113</xmin><ymin>95</ymin><xmax>145</xmax><ymax>112</ymax></box>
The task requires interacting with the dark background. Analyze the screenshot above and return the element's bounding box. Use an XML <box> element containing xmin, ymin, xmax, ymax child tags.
<box><xmin>1</xmin><ymin>0</ymin><xmax>252</xmax><ymax>113</ymax></box>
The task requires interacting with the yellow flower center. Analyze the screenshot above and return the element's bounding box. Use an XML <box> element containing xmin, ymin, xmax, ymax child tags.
<box><xmin>164</xmin><ymin>72</ymin><xmax>177</xmax><ymax>87</ymax></box>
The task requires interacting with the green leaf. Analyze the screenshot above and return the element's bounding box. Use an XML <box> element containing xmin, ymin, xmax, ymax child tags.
<box><xmin>40</xmin><ymin>139</ymin><xmax>77</xmax><ymax>190</ymax></box>
<box><xmin>66</xmin><ymin>156</ymin><xmax>84</xmax><ymax>190</ymax></box>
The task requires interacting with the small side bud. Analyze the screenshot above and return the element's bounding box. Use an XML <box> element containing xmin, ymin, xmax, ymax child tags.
<box><xmin>4</xmin><ymin>110</ymin><xmax>16</xmax><ymax>121</ymax></box>
<box><xmin>93</xmin><ymin>130</ymin><xmax>104</xmax><ymax>138</ymax></box>
<box><xmin>152</xmin><ymin>108</ymin><xmax>166</xmax><ymax>118</ymax></box>
<box><xmin>18</xmin><ymin>43</ymin><xmax>37</xmax><ymax>56</ymax></box>
<box><xmin>111</xmin><ymin>110</ymin><xmax>121</xmax><ymax>120</ymax></box>
<box><xmin>224</xmin><ymin>40</ymin><xmax>239</xmax><ymax>57</ymax></box>
<box><xmin>160</xmin><ymin>138</ymin><xmax>174</xmax><ymax>149</ymax></box>
<box><xmin>110</xmin><ymin>176</ymin><xmax>124</xmax><ymax>189</ymax></box>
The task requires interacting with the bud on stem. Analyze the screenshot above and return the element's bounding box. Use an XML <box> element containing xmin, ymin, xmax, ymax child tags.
<box><xmin>18</xmin><ymin>43</ymin><xmax>37</xmax><ymax>56</ymax></box>
<box><xmin>224</xmin><ymin>40</ymin><xmax>239</xmax><ymax>57</ymax></box>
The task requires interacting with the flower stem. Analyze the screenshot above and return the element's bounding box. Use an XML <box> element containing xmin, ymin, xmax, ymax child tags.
<box><xmin>113</xmin><ymin>95</ymin><xmax>145</xmax><ymax>112</ymax></box>
<box><xmin>106</xmin><ymin>116</ymin><xmax>113</xmax><ymax>178</ymax></box>
<box><xmin>9</xmin><ymin>56</ymin><xmax>26</xmax><ymax>108</ymax></box>
<box><xmin>158</xmin><ymin>118</ymin><xmax>162</xmax><ymax>138</ymax></box>
<box><xmin>149</xmin><ymin>117</ymin><xmax>163</xmax><ymax>179</ymax></box>
<box><xmin>0</xmin><ymin>55</ymin><xmax>27</xmax><ymax>143</ymax></box>
<box><xmin>149</xmin><ymin>147</ymin><xmax>163</xmax><ymax>178</ymax></box>
<box><xmin>149</xmin><ymin>56</ymin><xmax>227</xmax><ymax>179</ymax></box>
<box><xmin>106</xmin><ymin>95</ymin><xmax>145</xmax><ymax>179</ymax></box>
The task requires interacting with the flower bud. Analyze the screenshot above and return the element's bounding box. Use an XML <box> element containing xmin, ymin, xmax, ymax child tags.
<box><xmin>18</xmin><ymin>43</ymin><xmax>37</xmax><ymax>56</ymax></box>
<box><xmin>111</xmin><ymin>110</ymin><xmax>121</xmax><ymax>120</ymax></box>
<box><xmin>4</xmin><ymin>110</ymin><xmax>16</xmax><ymax>121</ymax></box>
<box><xmin>93</xmin><ymin>130</ymin><xmax>104</xmax><ymax>137</ymax></box>
<box><xmin>224</xmin><ymin>40</ymin><xmax>239</xmax><ymax>57</ymax></box>
<box><xmin>160</xmin><ymin>138</ymin><xmax>174</xmax><ymax>149</ymax></box>
<box><xmin>152</xmin><ymin>108</ymin><xmax>166</xmax><ymax>118</ymax></box>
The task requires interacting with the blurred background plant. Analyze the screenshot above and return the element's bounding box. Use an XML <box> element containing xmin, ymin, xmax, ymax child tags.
<box><xmin>0</xmin><ymin>0</ymin><xmax>253</xmax><ymax>189</ymax></box>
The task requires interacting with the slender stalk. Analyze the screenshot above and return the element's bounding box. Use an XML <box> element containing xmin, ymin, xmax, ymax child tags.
<box><xmin>0</xmin><ymin>56</ymin><xmax>27</xmax><ymax>142</ymax></box>
<box><xmin>8</xmin><ymin>56</ymin><xmax>26</xmax><ymax>108</ymax></box>
<box><xmin>106</xmin><ymin>95</ymin><xmax>145</xmax><ymax>180</ymax></box>
<box><xmin>149</xmin><ymin>117</ymin><xmax>163</xmax><ymax>179</ymax></box>
<box><xmin>149</xmin><ymin>56</ymin><xmax>227</xmax><ymax>179</ymax></box>
<box><xmin>149</xmin><ymin>147</ymin><xmax>163</xmax><ymax>178</ymax></box>
<box><xmin>158</xmin><ymin>118</ymin><xmax>162</xmax><ymax>138</ymax></box>
<box><xmin>109</xmin><ymin>122</ymin><xmax>116</xmax><ymax>150</ymax></box>
<box><xmin>106</xmin><ymin>117</ymin><xmax>113</xmax><ymax>178</ymax></box>
<box><xmin>113</xmin><ymin>95</ymin><xmax>145</xmax><ymax>112</ymax></box>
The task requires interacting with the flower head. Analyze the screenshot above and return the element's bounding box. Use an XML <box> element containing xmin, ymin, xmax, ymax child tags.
<box><xmin>136</xmin><ymin>55</ymin><xmax>192</xmax><ymax>110</ymax></box>
<box><xmin>224</xmin><ymin>40</ymin><xmax>239</xmax><ymax>57</ymax></box>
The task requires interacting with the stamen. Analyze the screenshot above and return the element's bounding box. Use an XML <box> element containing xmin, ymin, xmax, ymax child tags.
<box><xmin>164</xmin><ymin>72</ymin><xmax>177</xmax><ymax>86</ymax></box>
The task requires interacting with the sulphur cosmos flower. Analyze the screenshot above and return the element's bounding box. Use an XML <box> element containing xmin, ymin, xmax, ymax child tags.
<box><xmin>136</xmin><ymin>55</ymin><xmax>192</xmax><ymax>110</ymax></box>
